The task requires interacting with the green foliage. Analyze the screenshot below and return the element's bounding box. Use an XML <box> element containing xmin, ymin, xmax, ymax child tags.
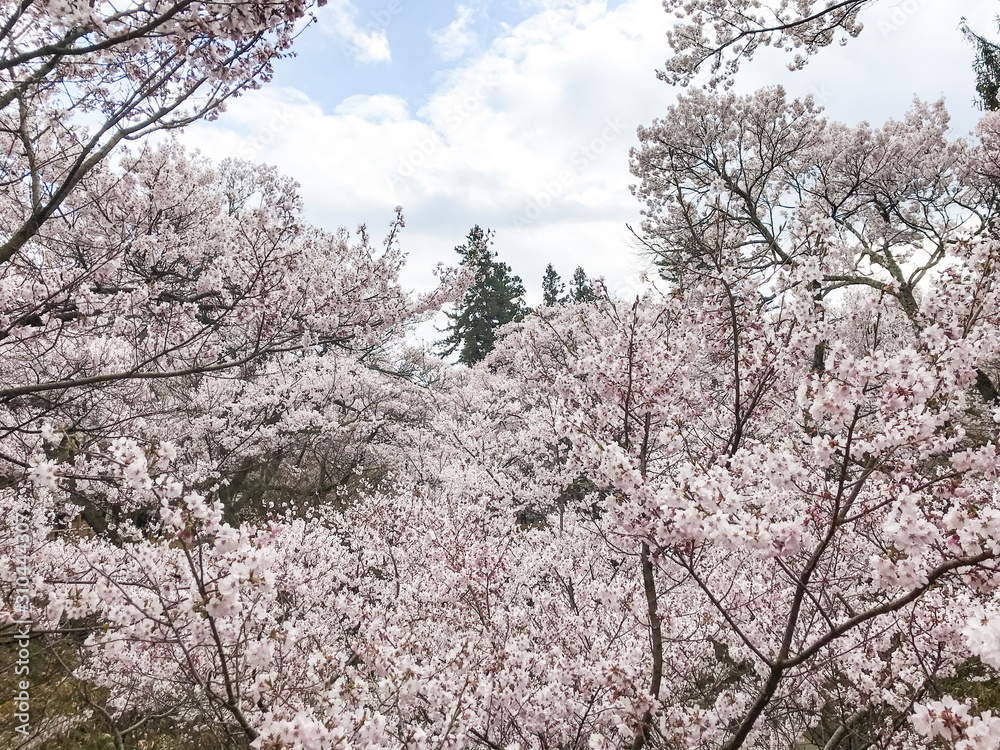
<box><xmin>941</xmin><ymin>657</ymin><xmax>1000</xmax><ymax>713</ymax></box>
<box><xmin>0</xmin><ymin>636</ymin><xmax>239</xmax><ymax>749</ymax></box>
<box><xmin>963</xmin><ymin>17</ymin><xmax>1000</xmax><ymax>111</ymax></box>
<box><xmin>540</xmin><ymin>264</ymin><xmax>597</xmax><ymax>307</ymax></box>
<box><xmin>568</xmin><ymin>265</ymin><xmax>597</xmax><ymax>303</ymax></box>
<box><xmin>438</xmin><ymin>226</ymin><xmax>526</xmax><ymax>366</ymax></box>
<box><xmin>542</xmin><ymin>263</ymin><xmax>565</xmax><ymax>306</ymax></box>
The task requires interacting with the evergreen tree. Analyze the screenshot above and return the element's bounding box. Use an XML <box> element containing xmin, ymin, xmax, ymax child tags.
<box><xmin>963</xmin><ymin>17</ymin><xmax>1000</xmax><ymax>111</ymax></box>
<box><xmin>438</xmin><ymin>226</ymin><xmax>526</xmax><ymax>365</ymax></box>
<box><xmin>541</xmin><ymin>263</ymin><xmax>566</xmax><ymax>306</ymax></box>
<box><xmin>568</xmin><ymin>265</ymin><xmax>597</xmax><ymax>303</ymax></box>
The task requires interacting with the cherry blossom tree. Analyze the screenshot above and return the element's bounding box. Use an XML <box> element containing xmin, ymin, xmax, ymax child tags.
<box><xmin>0</xmin><ymin>1</ymin><xmax>468</xmax><ymax>740</ymax></box>
<box><xmin>0</xmin><ymin>137</ymin><xmax>458</xmax><ymax>535</ymax></box>
<box><xmin>5</xmin><ymin>4</ymin><xmax>1000</xmax><ymax>750</ymax></box>
<box><xmin>0</xmin><ymin>0</ymin><xmax>325</xmax><ymax>263</ymax></box>
<box><xmin>615</xmin><ymin>87</ymin><xmax>1000</xmax><ymax>749</ymax></box>
<box><xmin>9</xmin><ymin>98</ymin><xmax>1000</xmax><ymax>747</ymax></box>
<box><xmin>660</xmin><ymin>0</ymin><xmax>871</xmax><ymax>87</ymax></box>
<box><xmin>659</xmin><ymin>0</ymin><xmax>999</xmax><ymax>93</ymax></box>
<box><xmin>0</xmin><ymin>134</ymin><xmax>461</xmax><ymax>750</ymax></box>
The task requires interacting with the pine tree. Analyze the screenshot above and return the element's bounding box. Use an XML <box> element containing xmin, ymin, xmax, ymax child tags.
<box><xmin>568</xmin><ymin>265</ymin><xmax>597</xmax><ymax>303</ymax></box>
<box><xmin>541</xmin><ymin>263</ymin><xmax>566</xmax><ymax>306</ymax></box>
<box><xmin>438</xmin><ymin>226</ymin><xmax>526</xmax><ymax>365</ymax></box>
<box><xmin>963</xmin><ymin>17</ymin><xmax>1000</xmax><ymax>111</ymax></box>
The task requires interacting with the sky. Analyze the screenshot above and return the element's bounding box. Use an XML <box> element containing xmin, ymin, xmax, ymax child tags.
<box><xmin>180</xmin><ymin>0</ymin><xmax>1000</xmax><ymax>338</ymax></box>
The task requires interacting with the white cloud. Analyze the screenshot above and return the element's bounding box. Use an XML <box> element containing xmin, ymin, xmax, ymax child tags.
<box><xmin>431</xmin><ymin>4</ymin><xmax>479</xmax><ymax>61</ymax></box>
<box><xmin>185</xmin><ymin>1</ymin><xmax>668</xmax><ymax>308</ymax></box>
<box><xmin>182</xmin><ymin>0</ymin><xmax>997</xmax><ymax>336</ymax></box>
<box><xmin>316</xmin><ymin>0</ymin><xmax>392</xmax><ymax>64</ymax></box>
<box><xmin>726</xmin><ymin>0</ymin><xmax>993</xmax><ymax>134</ymax></box>
<box><xmin>335</xmin><ymin>94</ymin><xmax>410</xmax><ymax>124</ymax></box>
